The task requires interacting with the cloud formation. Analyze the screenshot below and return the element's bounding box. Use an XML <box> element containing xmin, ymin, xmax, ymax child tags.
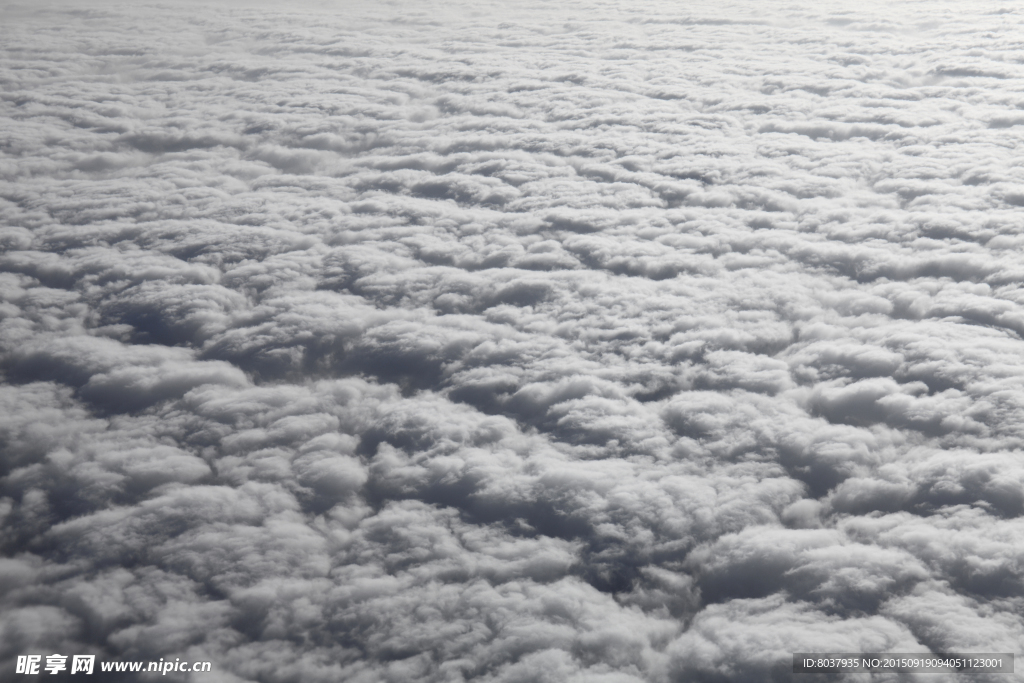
<box><xmin>2</xmin><ymin>0</ymin><xmax>1024</xmax><ymax>681</ymax></box>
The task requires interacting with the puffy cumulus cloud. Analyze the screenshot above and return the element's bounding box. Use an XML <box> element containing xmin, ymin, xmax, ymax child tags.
<box><xmin>3</xmin><ymin>0</ymin><xmax>1024</xmax><ymax>680</ymax></box>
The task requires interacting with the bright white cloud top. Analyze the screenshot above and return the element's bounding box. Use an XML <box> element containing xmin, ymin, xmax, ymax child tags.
<box><xmin>2</xmin><ymin>0</ymin><xmax>1024</xmax><ymax>681</ymax></box>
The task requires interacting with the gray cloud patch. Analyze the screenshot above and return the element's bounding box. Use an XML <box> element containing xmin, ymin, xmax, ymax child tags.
<box><xmin>2</xmin><ymin>0</ymin><xmax>1024</xmax><ymax>681</ymax></box>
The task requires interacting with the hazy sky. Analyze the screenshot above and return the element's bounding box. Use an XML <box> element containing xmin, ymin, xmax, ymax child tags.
<box><xmin>2</xmin><ymin>0</ymin><xmax>1024</xmax><ymax>681</ymax></box>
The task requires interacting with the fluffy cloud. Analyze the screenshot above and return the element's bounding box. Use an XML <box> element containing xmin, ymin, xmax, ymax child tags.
<box><xmin>2</xmin><ymin>0</ymin><xmax>1024</xmax><ymax>681</ymax></box>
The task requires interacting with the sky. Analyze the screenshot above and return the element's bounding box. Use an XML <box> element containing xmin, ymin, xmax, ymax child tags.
<box><xmin>2</xmin><ymin>0</ymin><xmax>1024</xmax><ymax>681</ymax></box>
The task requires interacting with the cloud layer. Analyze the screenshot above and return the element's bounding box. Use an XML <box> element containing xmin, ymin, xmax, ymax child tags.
<box><xmin>2</xmin><ymin>0</ymin><xmax>1024</xmax><ymax>681</ymax></box>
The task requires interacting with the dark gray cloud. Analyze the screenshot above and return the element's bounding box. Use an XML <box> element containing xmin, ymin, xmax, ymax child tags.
<box><xmin>2</xmin><ymin>0</ymin><xmax>1024</xmax><ymax>681</ymax></box>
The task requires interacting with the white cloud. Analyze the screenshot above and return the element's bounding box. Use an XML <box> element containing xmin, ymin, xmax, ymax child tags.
<box><xmin>3</xmin><ymin>0</ymin><xmax>1024</xmax><ymax>680</ymax></box>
